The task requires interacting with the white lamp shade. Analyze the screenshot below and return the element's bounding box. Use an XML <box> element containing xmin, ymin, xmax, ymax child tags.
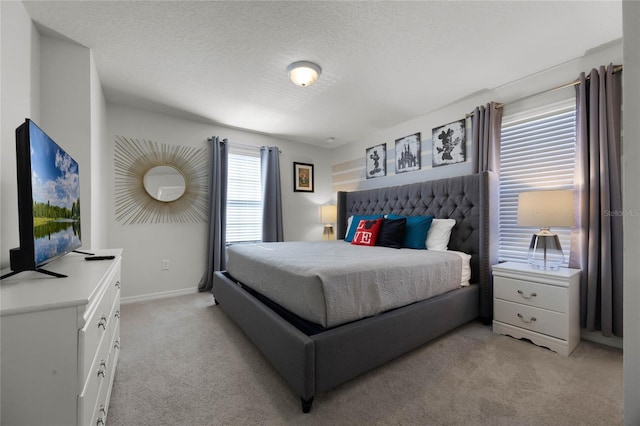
<box><xmin>287</xmin><ymin>61</ymin><xmax>321</xmax><ymax>87</ymax></box>
<box><xmin>320</xmin><ymin>205</ymin><xmax>337</xmax><ymax>224</ymax></box>
<box><xmin>517</xmin><ymin>190</ymin><xmax>575</xmax><ymax>228</ymax></box>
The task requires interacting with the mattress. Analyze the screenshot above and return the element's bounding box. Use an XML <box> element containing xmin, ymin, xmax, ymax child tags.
<box><xmin>226</xmin><ymin>241</ymin><xmax>468</xmax><ymax>328</ymax></box>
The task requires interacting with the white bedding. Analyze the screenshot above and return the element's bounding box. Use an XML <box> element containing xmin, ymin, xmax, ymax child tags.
<box><xmin>226</xmin><ymin>241</ymin><xmax>469</xmax><ymax>328</ymax></box>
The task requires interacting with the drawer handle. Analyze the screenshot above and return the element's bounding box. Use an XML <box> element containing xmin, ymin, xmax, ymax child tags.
<box><xmin>97</xmin><ymin>366</ymin><xmax>107</xmax><ymax>378</ymax></box>
<box><xmin>114</xmin><ymin>338</ymin><xmax>121</xmax><ymax>350</ymax></box>
<box><xmin>98</xmin><ymin>359</ymin><xmax>107</xmax><ymax>377</ymax></box>
<box><xmin>115</xmin><ymin>310</ymin><xmax>120</xmax><ymax>319</ymax></box>
<box><xmin>517</xmin><ymin>313</ymin><xmax>537</xmax><ymax>324</ymax></box>
<box><xmin>96</xmin><ymin>405</ymin><xmax>106</xmax><ymax>426</ymax></box>
<box><xmin>517</xmin><ymin>290</ymin><xmax>537</xmax><ymax>300</ymax></box>
<box><xmin>98</xmin><ymin>316</ymin><xmax>108</xmax><ymax>330</ymax></box>
<box><xmin>114</xmin><ymin>280</ymin><xmax>121</xmax><ymax>289</ymax></box>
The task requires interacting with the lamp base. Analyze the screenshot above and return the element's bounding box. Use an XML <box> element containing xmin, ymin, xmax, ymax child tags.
<box><xmin>323</xmin><ymin>225</ymin><xmax>334</xmax><ymax>241</ymax></box>
<box><xmin>527</xmin><ymin>232</ymin><xmax>564</xmax><ymax>271</ymax></box>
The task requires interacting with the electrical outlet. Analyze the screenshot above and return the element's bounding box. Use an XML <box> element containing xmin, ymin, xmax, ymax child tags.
<box><xmin>161</xmin><ymin>259</ymin><xmax>169</xmax><ymax>270</ymax></box>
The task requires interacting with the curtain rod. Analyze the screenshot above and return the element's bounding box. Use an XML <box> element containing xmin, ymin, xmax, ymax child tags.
<box><xmin>465</xmin><ymin>64</ymin><xmax>623</xmax><ymax>118</ymax></box>
<box><xmin>206</xmin><ymin>138</ymin><xmax>282</xmax><ymax>153</ymax></box>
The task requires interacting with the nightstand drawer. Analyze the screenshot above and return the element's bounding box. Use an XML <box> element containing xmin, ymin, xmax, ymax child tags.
<box><xmin>494</xmin><ymin>277</ymin><xmax>567</xmax><ymax>313</ymax></box>
<box><xmin>494</xmin><ymin>299</ymin><xmax>568</xmax><ymax>340</ymax></box>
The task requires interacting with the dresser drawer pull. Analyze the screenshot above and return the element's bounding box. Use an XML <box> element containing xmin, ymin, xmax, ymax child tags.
<box><xmin>114</xmin><ymin>280</ymin><xmax>121</xmax><ymax>289</ymax></box>
<box><xmin>115</xmin><ymin>310</ymin><xmax>120</xmax><ymax>319</ymax></box>
<box><xmin>98</xmin><ymin>315</ymin><xmax>108</xmax><ymax>330</ymax></box>
<box><xmin>97</xmin><ymin>359</ymin><xmax>108</xmax><ymax>378</ymax></box>
<box><xmin>96</xmin><ymin>405</ymin><xmax>106</xmax><ymax>426</ymax></box>
<box><xmin>114</xmin><ymin>338</ymin><xmax>121</xmax><ymax>350</ymax></box>
<box><xmin>517</xmin><ymin>290</ymin><xmax>537</xmax><ymax>300</ymax></box>
<box><xmin>517</xmin><ymin>313</ymin><xmax>537</xmax><ymax>324</ymax></box>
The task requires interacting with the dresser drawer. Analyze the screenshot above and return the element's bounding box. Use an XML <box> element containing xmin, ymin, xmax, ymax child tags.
<box><xmin>494</xmin><ymin>276</ymin><xmax>567</xmax><ymax>313</ymax></box>
<box><xmin>79</xmin><ymin>292</ymin><xmax>111</xmax><ymax>383</ymax></box>
<box><xmin>104</xmin><ymin>285</ymin><xmax>120</xmax><ymax>357</ymax></box>
<box><xmin>79</xmin><ymin>266</ymin><xmax>120</xmax><ymax>383</ymax></box>
<box><xmin>494</xmin><ymin>299</ymin><xmax>568</xmax><ymax>340</ymax></box>
<box><xmin>78</xmin><ymin>339</ymin><xmax>112</xmax><ymax>426</ymax></box>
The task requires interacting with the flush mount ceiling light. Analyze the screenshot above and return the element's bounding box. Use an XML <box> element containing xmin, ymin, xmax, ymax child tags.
<box><xmin>287</xmin><ymin>61</ymin><xmax>321</xmax><ymax>87</ymax></box>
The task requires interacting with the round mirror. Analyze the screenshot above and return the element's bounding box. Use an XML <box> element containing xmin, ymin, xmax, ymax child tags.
<box><xmin>143</xmin><ymin>165</ymin><xmax>186</xmax><ymax>202</ymax></box>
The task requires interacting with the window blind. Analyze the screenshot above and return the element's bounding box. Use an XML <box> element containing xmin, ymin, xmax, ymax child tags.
<box><xmin>226</xmin><ymin>147</ymin><xmax>262</xmax><ymax>243</ymax></box>
<box><xmin>499</xmin><ymin>102</ymin><xmax>576</xmax><ymax>264</ymax></box>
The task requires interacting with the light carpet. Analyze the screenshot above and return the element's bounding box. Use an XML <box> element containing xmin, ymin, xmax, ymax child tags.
<box><xmin>107</xmin><ymin>292</ymin><xmax>622</xmax><ymax>425</ymax></box>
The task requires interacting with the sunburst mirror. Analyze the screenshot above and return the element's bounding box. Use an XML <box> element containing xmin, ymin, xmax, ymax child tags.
<box><xmin>114</xmin><ymin>136</ymin><xmax>208</xmax><ymax>224</ymax></box>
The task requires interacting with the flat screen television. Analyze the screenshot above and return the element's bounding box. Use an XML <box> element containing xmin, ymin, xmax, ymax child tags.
<box><xmin>1</xmin><ymin>119</ymin><xmax>83</xmax><ymax>279</ymax></box>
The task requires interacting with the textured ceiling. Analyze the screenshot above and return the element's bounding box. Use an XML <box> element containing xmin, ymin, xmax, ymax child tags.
<box><xmin>23</xmin><ymin>1</ymin><xmax>622</xmax><ymax>147</ymax></box>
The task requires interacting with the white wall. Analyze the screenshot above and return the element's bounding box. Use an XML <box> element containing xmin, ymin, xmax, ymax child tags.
<box><xmin>623</xmin><ymin>2</ymin><xmax>640</xmax><ymax>424</ymax></box>
<box><xmin>106</xmin><ymin>104</ymin><xmax>333</xmax><ymax>300</ymax></box>
<box><xmin>1</xmin><ymin>1</ymin><xmax>40</xmax><ymax>269</ymax></box>
<box><xmin>39</xmin><ymin>35</ymin><xmax>93</xmax><ymax>249</ymax></box>
<box><xmin>90</xmin><ymin>51</ymin><xmax>109</xmax><ymax>249</ymax></box>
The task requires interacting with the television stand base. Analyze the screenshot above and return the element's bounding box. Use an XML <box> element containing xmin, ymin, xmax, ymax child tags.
<box><xmin>73</xmin><ymin>249</ymin><xmax>95</xmax><ymax>256</ymax></box>
<box><xmin>1</xmin><ymin>268</ymin><xmax>67</xmax><ymax>280</ymax></box>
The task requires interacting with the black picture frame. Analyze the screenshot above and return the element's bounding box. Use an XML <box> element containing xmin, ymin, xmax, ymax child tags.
<box><xmin>432</xmin><ymin>119</ymin><xmax>466</xmax><ymax>167</ymax></box>
<box><xmin>366</xmin><ymin>143</ymin><xmax>386</xmax><ymax>179</ymax></box>
<box><xmin>293</xmin><ymin>162</ymin><xmax>314</xmax><ymax>192</ymax></box>
<box><xmin>395</xmin><ymin>132</ymin><xmax>421</xmax><ymax>174</ymax></box>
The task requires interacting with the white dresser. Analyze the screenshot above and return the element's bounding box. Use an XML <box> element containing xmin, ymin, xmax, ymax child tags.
<box><xmin>1</xmin><ymin>249</ymin><xmax>122</xmax><ymax>426</ymax></box>
<box><xmin>492</xmin><ymin>261</ymin><xmax>581</xmax><ymax>356</ymax></box>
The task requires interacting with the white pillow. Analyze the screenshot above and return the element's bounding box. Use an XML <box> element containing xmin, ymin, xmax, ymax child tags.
<box><xmin>448</xmin><ymin>251</ymin><xmax>472</xmax><ymax>286</ymax></box>
<box><xmin>426</xmin><ymin>218</ymin><xmax>456</xmax><ymax>251</ymax></box>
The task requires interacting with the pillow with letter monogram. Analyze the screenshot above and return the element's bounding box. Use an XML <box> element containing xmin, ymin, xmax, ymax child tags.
<box><xmin>351</xmin><ymin>218</ymin><xmax>383</xmax><ymax>246</ymax></box>
<box><xmin>344</xmin><ymin>214</ymin><xmax>384</xmax><ymax>242</ymax></box>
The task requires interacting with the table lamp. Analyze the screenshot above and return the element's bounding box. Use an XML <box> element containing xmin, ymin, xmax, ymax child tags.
<box><xmin>320</xmin><ymin>205</ymin><xmax>337</xmax><ymax>240</ymax></box>
<box><xmin>517</xmin><ymin>190</ymin><xmax>574</xmax><ymax>270</ymax></box>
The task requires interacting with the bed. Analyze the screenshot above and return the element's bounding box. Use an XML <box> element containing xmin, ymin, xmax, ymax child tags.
<box><xmin>212</xmin><ymin>171</ymin><xmax>498</xmax><ymax>412</ymax></box>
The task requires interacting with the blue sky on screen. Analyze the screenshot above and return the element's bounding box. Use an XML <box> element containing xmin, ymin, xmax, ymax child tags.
<box><xmin>29</xmin><ymin>121</ymin><xmax>80</xmax><ymax>210</ymax></box>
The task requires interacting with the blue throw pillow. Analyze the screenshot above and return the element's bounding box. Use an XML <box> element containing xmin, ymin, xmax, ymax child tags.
<box><xmin>387</xmin><ymin>214</ymin><xmax>434</xmax><ymax>249</ymax></box>
<box><xmin>344</xmin><ymin>214</ymin><xmax>384</xmax><ymax>242</ymax></box>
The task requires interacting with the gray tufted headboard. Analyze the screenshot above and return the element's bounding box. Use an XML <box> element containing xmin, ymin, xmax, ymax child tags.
<box><xmin>336</xmin><ymin>171</ymin><xmax>498</xmax><ymax>321</ymax></box>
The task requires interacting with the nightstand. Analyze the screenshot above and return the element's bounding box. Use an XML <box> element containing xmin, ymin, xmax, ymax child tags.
<box><xmin>492</xmin><ymin>261</ymin><xmax>581</xmax><ymax>356</ymax></box>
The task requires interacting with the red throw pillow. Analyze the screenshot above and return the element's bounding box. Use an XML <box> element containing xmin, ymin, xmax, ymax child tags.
<box><xmin>351</xmin><ymin>218</ymin><xmax>383</xmax><ymax>246</ymax></box>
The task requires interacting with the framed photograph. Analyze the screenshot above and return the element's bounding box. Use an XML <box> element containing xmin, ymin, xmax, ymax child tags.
<box><xmin>366</xmin><ymin>143</ymin><xmax>386</xmax><ymax>179</ymax></box>
<box><xmin>395</xmin><ymin>132</ymin><xmax>421</xmax><ymax>174</ymax></box>
<box><xmin>293</xmin><ymin>162</ymin><xmax>314</xmax><ymax>192</ymax></box>
<box><xmin>432</xmin><ymin>119</ymin><xmax>466</xmax><ymax>167</ymax></box>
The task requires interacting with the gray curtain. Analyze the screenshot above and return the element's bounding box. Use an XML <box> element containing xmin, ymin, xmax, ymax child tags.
<box><xmin>198</xmin><ymin>137</ymin><xmax>228</xmax><ymax>292</ymax></box>
<box><xmin>261</xmin><ymin>146</ymin><xmax>283</xmax><ymax>242</ymax></box>
<box><xmin>471</xmin><ymin>102</ymin><xmax>503</xmax><ymax>173</ymax></box>
<box><xmin>569</xmin><ymin>64</ymin><xmax>623</xmax><ymax>337</ymax></box>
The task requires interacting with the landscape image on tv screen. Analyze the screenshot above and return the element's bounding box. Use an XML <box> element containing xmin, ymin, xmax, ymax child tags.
<box><xmin>29</xmin><ymin>121</ymin><xmax>81</xmax><ymax>265</ymax></box>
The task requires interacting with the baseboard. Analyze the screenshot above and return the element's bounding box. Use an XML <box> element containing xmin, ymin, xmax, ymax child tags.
<box><xmin>581</xmin><ymin>329</ymin><xmax>623</xmax><ymax>350</ymax></box>
<box><xmin>121</xmin><ymin>287</ymin><xmax>199</xmax><ymax>305</ymax></box>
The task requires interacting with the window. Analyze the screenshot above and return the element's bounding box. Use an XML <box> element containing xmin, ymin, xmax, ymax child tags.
<box><xmin>499</xmin><ymin>100</ymin><xmax>576</xmax><ymax>265</ymax></box>
<box><xmin>226</xmin><ymin>146</ymin><xmax>262</xmax><ymax>243</ymax></box>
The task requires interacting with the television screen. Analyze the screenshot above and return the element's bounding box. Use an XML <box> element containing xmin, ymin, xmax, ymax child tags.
<box><xmin>28</xmin><ymin>120</ymin><xmax>82</xmax><ymax>265</ymax></box>
<box><xmin>2</xmin><ymin>119</ymin><xmax>82</xmax><ymax>279</ymax></box>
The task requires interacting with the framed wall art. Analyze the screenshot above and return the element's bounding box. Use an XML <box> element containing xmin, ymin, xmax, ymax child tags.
<box><xmin>366</xmin><ymin>143</ymin><xmax>386</xmax><ymax>179</ymax></box>
<box><xmin>432</xmin><ymin>119</ymin><xmax>466</xmax><ymax>167</ymax></box>
<box><xmin>293</xmin><ymin>162</ymin><xmax>314</xmax><ymax>192</ymax></box>
<box><xmin>395</xmin><ymin>132</ymin><xmax>421</xmax><ymax>174</ymax></box>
